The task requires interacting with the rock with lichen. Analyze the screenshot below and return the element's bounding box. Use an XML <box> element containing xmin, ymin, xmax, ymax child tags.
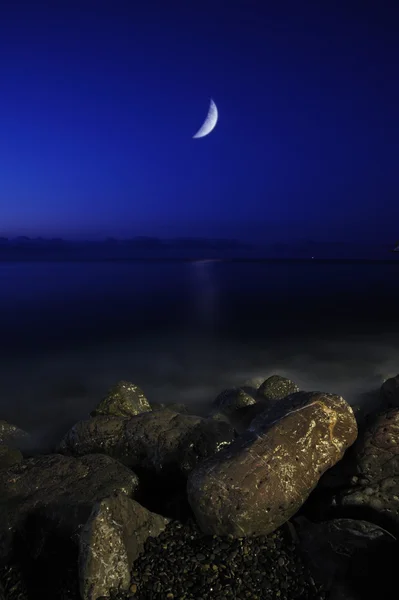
<box><xmin>79</xmin><ymin>493</ymin><xmax>169</xmax><ymax>600</ymax></box>
<box><xmin>91</xmin><ymin>380</ymin><xmax>152</xmax><ymax>418</ymax></box>
<box><xmin>188</xmin><ymin>391</ymin><xmax>357</xmax><ymax>537</ymax></box>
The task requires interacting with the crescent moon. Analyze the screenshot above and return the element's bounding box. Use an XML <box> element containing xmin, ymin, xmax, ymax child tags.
<box><xmin>193</xmin><ymin>99</ymin><xmax>218</xmax><ymax>139</ymax></box>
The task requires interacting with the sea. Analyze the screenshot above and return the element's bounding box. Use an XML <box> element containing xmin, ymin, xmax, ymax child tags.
<box><xmin>1</xmin><ymin>259</ymin><xmax>398</xmax><ymax>448</ymax></box>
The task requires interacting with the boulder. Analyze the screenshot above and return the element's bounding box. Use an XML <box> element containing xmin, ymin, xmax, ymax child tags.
<box><xmin>0</xmin><ymin>453</ymin><xmax>139</xmax><ymax>560</ymax></box>
<box><xmin>91</xmin><ymin>380</ymin><xmax>152</xmax><ymax>418</ymax></box>
<box><xmin>295</xmin><ymin>517</ymin><xmax>398</xmax><ymax>599</ymax></box>
<box><xmin>257</xmin><ymin>375</ymin><xmax>299</xmax><ymax>404</ymax></box>
<box><xmin>79</xmin><ymin>493</ymin><xmax>169</xmax><ymax>600</ymax></box>
<box><xmin>59</xmin><ymin>410</ymin><xmax>235</xmax><ymax>476</ymax></box>
<box><xmin>249</xmin><ymin>390</ymin><xmax>316</xmax><ymax>430</ymax></box>
<box><xmin>0</xmin><ymin>420</ymin><xmax>29</xmax><ymax>448</ymax></box>
<box><xmin>187</xmin><ymin>392</ymin><xmax>357</xmax><ymax>536</ymax></box>
<box><xmin>333</xmin><ymin>476</ymin><xmax>399</xmax><ymax>537</ymax></box>
<box><xmin>212</xmin><ymin>387</ymin><xmax>256</xmax><ymax>417</ymax></box>
<box><xmin>380</xmin><ymin>375</ymin><xmax>399</xmax><ymax>410</ymax></box>
<box><xmin>211</xmin><ymin>403</ymin><xmax>267</xmax><ymax>435</ymax></box>
<box><xmin>209</xmin><ymin>377</ymin><xmax>300</xmax><ymax>435</ymax></box>
<box><xmin>0</xmin><ymin>445</ymin><xmax>23</xmax><ymax>470</ymax></box>
<box><xmin>58</xmin><ymin>415</ymin><xmax>127</xmax><ymax>459</ymax></box>
<box><xmin>351</xmin><ymin>407</ymin><xmax>399</xmax><ymax>484</ymax></box>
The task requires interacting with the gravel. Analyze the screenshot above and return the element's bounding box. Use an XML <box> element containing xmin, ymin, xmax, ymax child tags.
<box><xmin>104</xmin><ymin>519</ymin><xmax>326</xmax><ymax>600</ymax></box>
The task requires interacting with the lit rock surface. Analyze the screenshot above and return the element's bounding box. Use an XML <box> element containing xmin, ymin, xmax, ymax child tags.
<box><xmin>91</xmin><ymin>380</ymin><xmax>152</xmax><ymax>418</ymax></box>
<box><xmin>0</xmin><ymin>453</ymin><xmax>139</xmax><ymax>560</ymax></box>
<box><xmin>256</xmin><ymin>374</ymin><xmax>299</xmax><ymax>404</ymax></box>
<box><xmin>59</xmin><ymin>410</ymin><xmax>235</xmax><ymax>475</ymax></box>
<box><xmin>79</xmin><ymin>493</ymin><xmax>169</xmax><ymax>600</ymax></box>
<box><xmin>188</xmin><ymin>392</ymin><xmax>357</xmax><ymax>536</ymax></box>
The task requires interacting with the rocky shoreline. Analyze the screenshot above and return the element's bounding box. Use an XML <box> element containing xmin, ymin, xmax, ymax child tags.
<box><xmin>0</xmin><ymin>374</ymin><xmax>398</xmax><ymax>600</ymax></box>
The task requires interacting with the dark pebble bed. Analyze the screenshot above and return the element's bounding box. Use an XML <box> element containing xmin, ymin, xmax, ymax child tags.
<box><xmin>103</xmin><ymin>520</ymin><xmax>327</xmax><ymax>600</ymax></box>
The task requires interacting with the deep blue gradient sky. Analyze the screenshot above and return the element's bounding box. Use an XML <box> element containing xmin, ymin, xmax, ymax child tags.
<box><xmin>1</xmin><ymin>0</ymin><xmax>398</xmax><ymax>242</ymax></box>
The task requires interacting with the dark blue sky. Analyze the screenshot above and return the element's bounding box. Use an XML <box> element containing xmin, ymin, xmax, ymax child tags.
<box><xmin>1</xmin><ymin>0</ymin><xmax>398</xmax><ymax>242</ymax></box>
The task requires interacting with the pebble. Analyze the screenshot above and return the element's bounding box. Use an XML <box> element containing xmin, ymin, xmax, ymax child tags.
<box><xmin>105</xmin><ymin>519</ymin><xmax>327</xmax><ymax>600</ymax></box>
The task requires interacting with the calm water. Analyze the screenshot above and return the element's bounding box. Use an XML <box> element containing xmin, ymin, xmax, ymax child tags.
<box><xmin>1</xmin><ymin>260</ymin><xmax>398</xmax><ymax>443</ymax></box>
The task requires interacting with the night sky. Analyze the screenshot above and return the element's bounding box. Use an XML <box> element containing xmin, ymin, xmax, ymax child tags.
<box><xmin>1</xmin><ymin>0</ymin><xmax>398</xmax><ymax>242</ymax></box>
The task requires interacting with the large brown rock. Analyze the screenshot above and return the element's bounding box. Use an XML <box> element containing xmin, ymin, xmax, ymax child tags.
<box><xmin>79</xmin><ymin>494</ymin><xmax>169</xmax><ymax>600</ymax></box>
<box><xmin>0</xmin><ymin>453</ymin><xmax>139</xmax><ymax>560</ymax></box>
<box><xmin>59</xmin><ymin>410</ymin><xmax>235</xmax><ymax>475</ymax></box>
<box><xmin>187</xmin><ymin>392</ymin><xmax>357</xmax><ymax>536</ymax></box>
<box><xmin>91</xmin><ymin>380</ymin><xmax>152</xmax><ymax>418</ymax></box>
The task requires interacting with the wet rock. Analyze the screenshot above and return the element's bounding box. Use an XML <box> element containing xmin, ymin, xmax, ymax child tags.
<box><xmin>0</xmin><ymin>445</ymin><xmax>23</xmax><ymax>470</ymax></box>
<box><xmin>178</xmin><ymin>418</ymin><xmax>235</xmax><ymax>475</ymax></box>
<box><xmin>334</xmin><ymin>477</ymin><xmax>399</xmax><ymax>537</ymax></box>
<box><xmin>380</xmin><ymin>374</ymin><xmax>399</xmax><ymax>410</ymax></box>
<box><xmin>59</xmin><ymin>410</ymin><xmax>234</xmax><ymax>476</ymax></box>
<box><xmin>249</xmin><ymin>390</ymin><xmax>314</xmax><ymax>430</ymax></box>
<box><xmin>213</xmin><ymin>387</ymin><xmax>256</xmax><ymax>417</ymax></box>
<box><xmin>0</xmin><ymin>453</ymin><xmax>139</xmax><ymax>560</ymax></box>
<box><xmin>79</xmin><ymin>493</ymin><xmax>169</xmax><ymax>600</ymax></box>
<box><xmin>58</xmin><ymin>415</ymin><xmax>127</xmax><ymax>459</ymax></box>
<box><xmin>295</xmin><ymin>517</ymin><xmax>398</xmax><ymax>599</ymax></box>
<box><xmin>0</xmin><ymin>420</ymin><xmax>29</xmax><ymax>448</ymax></box>
<box><xmin>257</xmin><ymin>374</ymin><xmax>299</xmax><ymax>404</ymax></box>
<box><xmin>352</xmin><ymin>407</ymin><xmax>399</xmax><ymax>483</ymax></box>
<box><xmin>218</xmin><ymin>403</ymin><xmax>268</xmax><ymax>435</ymax></box>
<box><xmin>188</xmin><ymin>392</ymin><xmax>357</xmax><ymax>536</ymax></box>
<box><xmin>91</xmin><ymin>381</ymin><xmax>152</xmax><ymax>418</ymax></box>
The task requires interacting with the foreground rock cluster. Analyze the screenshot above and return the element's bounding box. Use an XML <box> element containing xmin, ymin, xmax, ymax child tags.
<box><xmin>0</xmin><ymin>373</ymin><xmax>398</xmax><ymax>600</ymax></box>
